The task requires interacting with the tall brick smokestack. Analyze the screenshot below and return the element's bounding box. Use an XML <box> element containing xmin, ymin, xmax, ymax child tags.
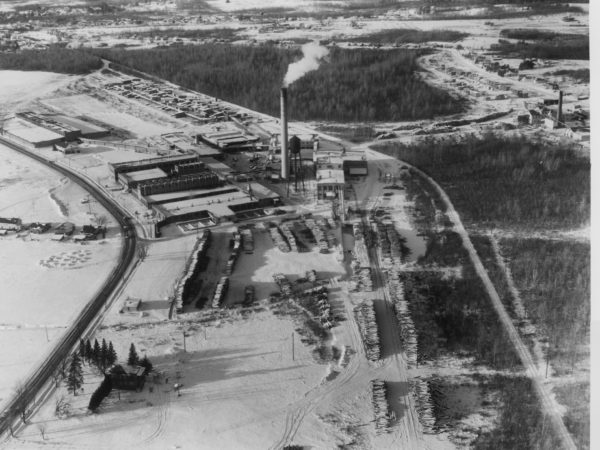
<box><xmin>557</xmin><ymin>90</ymin><xmax>564</xmax><ymax>126</ymax></box>
<box><xmin>280</xmin><ymin>87</ymin><xmax>289</xmax><ymax>180</ymax></box>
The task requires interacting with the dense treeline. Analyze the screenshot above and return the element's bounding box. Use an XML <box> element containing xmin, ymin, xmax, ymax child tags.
<box><xmin>404</xmin><ymin>232</ymin><xmax>521</xmax><ymax>369</ymax></box>
<box><xmin>0</xmin><ymin>47</ymin><xmax>102</xmax><ymax>74</ymax></box>
<box><xmin>376</xmin><ymin>134</ymin><xmax>590</xmax><ymax>231</ymax></box>
<box><xmin>347</xmin><ymin>28</ymin><xmax>468</xmax><ymax>44</ymax></box>
<box><xmin>95</xmin><ymin>44</ymin><xmax>464</xmax><ymax>121</ymax></box>
<box><xmin>555</xmin><ymin>382</ymin><xmax>590</xmax><ymax>450</ymax></box>
<box><xmin>472</xmin><ymin>376</ymin><xmax>563</xmax><ymax>450</ymax></box>
<box><xmin>491</xmin><ymin>36</ymin><xmax>588</xmax><ymax>60</ymax></box>
<box><xmin>499</xmin><ymin>28</ymin><xmax>583</xmax><ymax>41</ymax></box>
<box><xmin>549</xmin><ymin>68</ymin><xmax>589</xmax><ymax>82</ymax></box>
<box><xmin>118</xmin><ymin>27</ymin><xmax>240</xmax><ymax>41</ymax></box>
<box><xmin>501</xmin><ymin>238</ymin><xmax>590</xmax><ymax>370</ymax></box>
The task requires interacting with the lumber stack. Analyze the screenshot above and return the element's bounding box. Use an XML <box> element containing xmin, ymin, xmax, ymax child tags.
<box><xmin>371</xmin><ymin>379</ymin><xmax>392</xmax><ymax>433</ymax></box>
<box><xmin>297</xmin><ymin>285</ymin><xmax>334</xmax><ymax>329</ymax></box>
<box><xmin>305</xmin><ymin>218</ymin><xmax>330</xmax><ymax>253</ymax></box>
<box><xmin>240</xmin><ymin>227</ymin><xmax>254</xmax><ymax>253</ymax></box>
<box><xmin>411</xmin><ymin>378</ymin><xmax>436</xmax><ymax>433</ymax></box>
<box><xmin>388</xmin><ymin>270</ymin><xmax>418</xmax><ymax>368</ymax></box>
<box><xmin>355</xmin><ymin>300</ymin><xmax>380</xmax><ymax>361</ymax></box>
<box><xmin>268</xmin><ymin>223</ymin><xmax>291</xmax><ymax>253</ymax></box>
<box><xmin>173</xmin><ymin>230</ymin><xmax>211</xmax><ymax>313</ymax></box>
<box><xmin>273</xmin><ymin>273</ymin><xmax>292</xmax><ymax>297</ymax></box>
<box><xmin>280</xmin><ymin>222</ymin><xmax>298</xmax><ymax>252</ymax></box>
<box><xmin>212</xmin><ymin>276</ymin><xmax>229</xmax><ymax>308</ymax></box>
<box><xmin>225</xmin><ymin>232</ymin><xmax>242</xmax><ymax>275</ymax></box>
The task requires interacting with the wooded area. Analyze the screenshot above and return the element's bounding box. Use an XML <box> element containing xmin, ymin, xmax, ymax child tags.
<box><xmin>347</xmin><ymin>28</ymin><xmax>468</xmax><ymax>44</ymax></box>
<box><xmin>95</xmin><ymin>44</ymin><xmax>465</xmax><ymax>121</ymax></box>
<box><xmin>0</xmin><ymin>47</ymin><xmax>102</xmax><ymax>74</ymax></box>
<box><xmin>376</xmin><ymin>134</ymin><xmax>590</xmax><ymax>231</ymax></box>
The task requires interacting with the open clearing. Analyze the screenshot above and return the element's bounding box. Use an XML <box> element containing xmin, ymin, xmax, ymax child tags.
<box><xmin>0</xmin><ymin>143</ymin><xmax>122</xmax><ymax>411</ymax></box>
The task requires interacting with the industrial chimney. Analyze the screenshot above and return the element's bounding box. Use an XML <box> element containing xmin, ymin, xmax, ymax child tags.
<box><xmin>280</xmin><ymin>87</ymin><xmax>289</xmax><ymax>180</ymax></box>
<box><xmin>557</xmin><ymin>90</ymin><xmax>564</xmax><ymax>126</ymax></box>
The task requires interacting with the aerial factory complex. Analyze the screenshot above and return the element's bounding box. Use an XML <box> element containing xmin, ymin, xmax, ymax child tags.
<box><xmin>0</xmin><ymin>1</ymin><xmax>590</xmax><ymax>449</ymax></box>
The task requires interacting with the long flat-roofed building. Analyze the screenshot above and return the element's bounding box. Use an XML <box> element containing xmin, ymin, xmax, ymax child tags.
<box><xmin>109</xmin><ymin>154</ymin><xmax>200</xmax><ymax>181</ymax></box>
<box><xmin>16</xmin><ymin>112</ymin><xmax>81</xmax><ymax>141</ymax></box>
<box><xmin>118</xmin><ymin>168</ymin><xmax>168</xmax><ymax>189</ymax></box>
<box><xmin>1</xmin><ymin>117</ymin><xmax>65</xmax><ymax>148</ymax></box>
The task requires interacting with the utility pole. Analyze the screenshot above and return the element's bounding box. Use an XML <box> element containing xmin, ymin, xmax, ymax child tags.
<box><xmin>291</xmin><ymin>332</ymin><xmax>295</xmax><ymax>361</ymax></box>
<box><xmin>45</xmin><ymin>326</ymin><xmax>49</xmax><ymax>343</ymax></box>
<box><xmin>183</xmin><ymin>331</ymin><xmax>186</xmax><ymax>353</ymax></box>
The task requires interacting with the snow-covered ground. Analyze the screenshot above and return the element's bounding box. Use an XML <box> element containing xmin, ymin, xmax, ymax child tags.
<box><xmin>0</xmin><ymin>143</ymin><xmax>122</xmax><ymax>410</ymax></box>
<box><xmin>0</xmin><ymin>71</ymin><xmax>74</xmax><ymax>117</ymax></box>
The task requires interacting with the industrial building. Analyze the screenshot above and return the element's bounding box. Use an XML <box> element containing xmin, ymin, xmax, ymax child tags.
<box><xmin>1</xmin><ymin>116</ymin><xmax>65</xmax><ymax>148</ymax></box>
<box><xmin>161</xmin><ymin>132</ymin><xmax>223</xmax><ymax>159</ymax></box>
<box><xmin>118</xmin><ymin>168</ymin><xmax>168</xmax><ymax>190</ymax></box>
<box><xmin>137</xmin><ymin>172</ymin><xmax>220</xmax><ymax>196</ymax></box>
<box><xmin>109</xmin><ymin>154</ymin><xmax>200</xmax><ymax>182</ymax></box>
<box><xmin>173</xmin><ymin>161</ymin><xmax>207</xmax><ymax>176</ymax></box>
<box><xmin>49</xmin><ymin>115</ymin><xmax>110</xmax><ymax>139</ymax></box>
<box><xmin>343</xmin><ymin>158</ymin><xmax>368</xmax><ymax>176</ymax></box>
<box><xmin>316</xmin><ymin>168</ymin><xmax>345</xmax><ymax>201</ymax></box>
<box><xmin>195</xmin><ymin>121</ymin><xmax>261</xmax><ymax>151</ymax></box>
<box><xmin>1</xmin><ymin>112</ymin><xmax>109</xmax><ymax>148</ymax></box>
<box><xmin>16</xmin><ymin>112</ymin><xmax>81</xmax><ymax>141</ymax></box>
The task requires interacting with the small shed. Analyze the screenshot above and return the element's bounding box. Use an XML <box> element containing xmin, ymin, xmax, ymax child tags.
<box><xmin>122</xmin><ymin>297</ymin><xmax>142</xmax><ymax>313</ymax></box>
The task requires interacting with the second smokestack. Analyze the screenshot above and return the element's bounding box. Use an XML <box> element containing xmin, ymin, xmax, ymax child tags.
<box><xmin>557</xmin><ymin>90</ymin><xmax>563</xmax><ymax>126</ymax></box>
<box><xmin>280</xmin><ymin>87</ymin><xmax>289</xmax><ymax>180</ymax></box>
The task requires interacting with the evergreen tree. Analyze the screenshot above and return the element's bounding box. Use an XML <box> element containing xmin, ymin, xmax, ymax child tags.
<box><xmin>127</xmin><ymin>343</ymin><xmax>139</xmax><ymax>366</ymax></box>
<box><xmin>66</xmin><ymin>354</ymin><xmax>83</xmax><ymax>396</ymax></box>
<box><xmin>84</xmin><ymin>339</ymin><xmax>93</xmax><ymax>364</ymax></box>
<box><xmin>100</xmin><ymin>339</ymin><xmax>108</xmax><ymax>370</ymax></box>
<box><xmin>78</xmin><ymin>339</ymin><xmax>86</xmax><ymax>363</ymax></box>
<box><xmin>139</xmin><ymin>355</ymin><xmax>153</xmax><ymax>373</ymax></box>
<box><xmin>92</xmin><ymin>339</ymin><xmax>101</xmax><ymax>367</ymax></box>
<box><xmin>106</xmin><ymin>342</ymin><xmax>117</xmax><ymax>368</ymax></box>
<box><xmin>88</xmin><ymin>375</ymin><xmax>112</xmax><ymax>412</ymax></box>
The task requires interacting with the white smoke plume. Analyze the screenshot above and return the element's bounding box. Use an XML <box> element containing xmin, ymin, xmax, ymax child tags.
<box><xmin>283</xmin><ymin>41</ymin><xmax>330</xmax><ymax>87</ymax></box>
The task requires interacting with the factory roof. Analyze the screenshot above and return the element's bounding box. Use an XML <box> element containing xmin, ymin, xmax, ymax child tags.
<box><xmin>110</xmin><ymin>153</ymin><xmax>198</xmax><ymax>170</ymax></box>
<box><xmin>50</xmin><ymin>115</ymin><xmax>108</xmax><ymax>136</ymax></box>
<box><xmin>144</xmin><ymin>186</ymin><xmax>239</xmax><ymax>204</ymax></box>
<box><xmin>245</xmin><ymin>182</ymin><xmax>280</xmax><ymax>200</ymax></box>
<box><xmin>203</xmin><ymin>158</ymin><xmax>233</xmax><ymax>178</ymax></box>
<box><xmin>316</xmin><ymin>168</ymin><xmax>345</xmax><ymax>185</ymax></box>
<box><xmin>3</xmin><ymin>117</ymin><xmax>64</xmax><ymax>144</ymax></box>
<box><xmin>122</xmin><ymin>168</ymin><xmax>168</xmax><ymax>183</ymax></box>
<box><xmin>158</xmin><ymin>190</ymin><xmax>252</xmax><ymax>218</ymax></box>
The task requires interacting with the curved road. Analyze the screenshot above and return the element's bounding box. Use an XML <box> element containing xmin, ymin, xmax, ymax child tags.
<box><xmin>0</xmin><ymin>137</ymin><xmax>137</xmax><ymax>436</ymax></box>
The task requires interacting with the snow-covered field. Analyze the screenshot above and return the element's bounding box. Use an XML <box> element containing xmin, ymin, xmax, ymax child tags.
<box><xmin>0</xmin><ymin>71</ymin><xmax>73</xmax><ymax>116</ymax></box>
<box><xmin>41</xmin><ymin>94</ymin><xmax>177</xmax><ymax>138</ymax></box>
<box><xmin>6</xmin><ymin>309</ymin><xmax>330</xmax><ymax>450</ymax></box>
<box><xmin>0</xmin><ymin>142</ymin><xmax>121</xmax><ymax>410</ymax></box>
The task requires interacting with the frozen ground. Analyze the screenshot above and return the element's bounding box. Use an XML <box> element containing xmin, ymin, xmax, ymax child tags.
<box><xmin>0</xmin><ymin>142</ymin><xmax>121</xmax><ymax>410</ymax></box>
<box><xmin>8</xmin><ymin>311</ymin><xmax>330</xmax><ymax>450</ymax></box>
<box><xmin>0</xmin><ymin>71</ymin><xmax>73</xmax><ymax>116</ymax></box>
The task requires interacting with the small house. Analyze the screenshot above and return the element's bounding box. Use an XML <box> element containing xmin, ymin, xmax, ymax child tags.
<box><xmin>0</xmin><ymin>217</ymin><xmax>21</xmax><ymax>231</ymax></box>
<box><xmin>109</xmin><ymin>365</ymin><xmax>147</xmax><ymax>391</ymax></box>
<box><xmin>55</xmin><ymin>222</ymin><xmax>75</xmax><ymax>236</ymax></box>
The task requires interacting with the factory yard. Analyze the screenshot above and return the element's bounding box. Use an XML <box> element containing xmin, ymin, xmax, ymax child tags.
<box><xmin>0</xmin><ymin>0</ymin><xmax>590</xmax><ymax>447</ymax></box>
